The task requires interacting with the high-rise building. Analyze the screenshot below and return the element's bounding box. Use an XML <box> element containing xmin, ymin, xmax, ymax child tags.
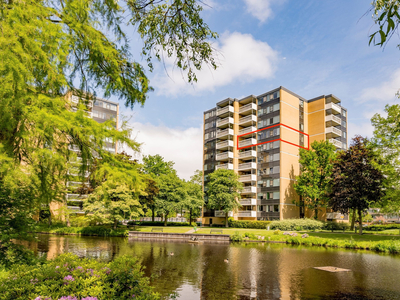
<box><xmin>62</xmin><ymin>93</ymin><xmax>119</xmax><ymax>215</ymax></box>
<box><xmin>202</xmin><ymin>86</ymin><xmax>347</xmax><ymax>224</ymax></box>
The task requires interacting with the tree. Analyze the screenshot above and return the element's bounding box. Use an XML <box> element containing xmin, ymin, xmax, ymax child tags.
<box><xmin>329</xmin><ymin>136</ymin><xmax>385</xmax><ymax>235</ymax></box>
<box><xmin>154</xmin><ymin>173</ymin><xmax>186</xmax><ymax>226</ymax></box>
<box><xmin>294</xmin><ymin>140</ymin><xmax>337</xmax><ymax>220</ymax></box>
<box><xmin>142</xmin><ymin>154</ymin><xmax>176</xmax><ymax>177</ymax></box>
<box><xmin>371</xmin><ymin>104</ymin><xmax>400</xmax><ymax>213</ymax></box>
<box><xmin>182</xmin><ymin>170</ymin><xmax>204</xmax><ymax>224</ymax></box>
<box><xmin>139</xmin><ymin>177</ymin><xmax>159</xmax><ymax>222</ymax></box>
<box><xmin>85</xmin><ymin>181</ymin><xmax>143</xmax><ymax>229</ymax></box>
<box><xmin>207</xmin><ymin>169</ymin><xmax>243</xmax><ymax>227</ymax></box>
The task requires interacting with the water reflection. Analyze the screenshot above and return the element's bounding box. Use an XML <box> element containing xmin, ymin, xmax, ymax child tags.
<box><xmin>28</xmin><ymin>234</ymin><xmax>400</xmax><ymax>300</ymax></box>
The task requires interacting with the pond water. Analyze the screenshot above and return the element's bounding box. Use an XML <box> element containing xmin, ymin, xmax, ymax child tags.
<box><xmin>26</xmin><ymin>234</ymin><xmax>400</xmax><ymax>300</ymax></box>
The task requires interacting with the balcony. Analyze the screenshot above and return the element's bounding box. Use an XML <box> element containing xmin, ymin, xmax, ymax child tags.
<box><xmin>328</xmin><ymin>138</ymin><xmax>342</xmax><ymax>148</ymax></box>
<box><xmin>238</xmin><ymin>211</ymin><xmax>257</xmax><ymax>218</ymax></box>
<box><xmin>238</xmin><ymin>138</ymin><xmax>257</xmax><ymax>148</ymax></box>
<box><xmin>326</xmin><ymin>127</ymin><xmax>341</xmax><ymax>138</ymax></box>
<box><xmin>239</xmin><ymin>103</ymin><xmax>257</xmax><ymax>115</ymax></box>
<box><xmin>326</xmin><ymin>114</ymin><xmax>341</xmax><ymax>126</ymax></box>
<box><xmin>216</xmin><ymin>163</ymin><xmax>234</xmax><ymax>170</ymax></box>
<box><xmin>239</xmin><ymin>198</ymin><xmax>257</xmax><ymax>206</ymax></box>
<box><xmin>241</xmin><ymin>186</ymin><xmax>257</xmax><ymax>194</ymax></box>
<box><xmin>67</xmin><ymin>206</ymin><xmax>85</xmax><ymax>213</ymax></box>
<box><xmin>239</xmin><ymin>115</ymin><xmax>257</xmax><ymax>126</ymax></box>
<box><xmin>216</xmin><ymin>105</ymin><xmax>234</xmax><ymax>117</ymax></box>
<box><xmin>325</xmin><ymin>102</ymin><xmax>341</xmax><ymax>115</ymax></box>
<box><xmin>216</xmin><ymin>128</ymin><xmax>234</xmax><ymax>139</ymax></box>
<box><xmin>215</xmin><ymin>210</ymin><xmax>233</xmax><ymax>218</ymax></box>
<box><xmin>239</xmin><ymin>126</ymin><xmax>257</xmax><ymax>136</ymax></box>
<box><xmin>239</xmin><ymin>150</ymin><xmax>257</xmax><ymax>160</ymax></box>
<box><xmin>216</xmin><ymin>151</ymin><xmax>234</xmax><ymax>161</ymax></box>
<box><xmin>239</xmin><ymin>174</ymin><xmax>257</xmax><ymax>182</ymax></box>
<box><xmin>238</xmin><ymin>162</ymin><xmax>257</xmax><ymax>171</ymax></box>
<box><xmin>66</xmin><ymin>194</ymin><xmax>88</xmax><ymax>200</ymax></box>
<box><xmin>216</xmin><ymin>140</ymin><xmax>234</xmax><ymax>150</ymax></box>
<box><xmin>217</xmin><ymin>117</ymin><xmax>234</xmax><ymax>128</ymax></box>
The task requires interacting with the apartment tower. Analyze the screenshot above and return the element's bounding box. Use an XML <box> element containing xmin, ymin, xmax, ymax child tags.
<box><xmin>202</xmin><ymin>86</ymin><xmax>347</xmax><ymax>225</ymax></box>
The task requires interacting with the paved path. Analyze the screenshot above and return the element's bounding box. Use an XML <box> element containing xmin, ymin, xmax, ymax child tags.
<box><xmin>185</xmin><ymin>229</ymin><xmax>196</xmax><ymax>233</ymax></box>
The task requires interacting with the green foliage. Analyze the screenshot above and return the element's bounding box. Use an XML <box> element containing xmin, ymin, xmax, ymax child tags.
<box><xmin>324</xmin><ymin>222</ymin><xmax>350</xmax><ymax>231</ymax></box>
<box><xmin>136</xmin><ymin>221</ymin><xmax>190</xmax><ymax>227</ymax></box>
<box><xmin>142</xmin><ymin>155</ymin><xmax>176</xmax><ymax>177</ymax></box>
<box><xmin>294</xmin><ymin>140</ymin><xmax>337</xmax><ymax>219</ymax></box>
<box><xmin>364</xmin><ymin>224</ymin><xmax>400</xmax><ymax>231</ymax></box>
<box><xmin>85</xmin><ymin>181</ymin><xmax>143</xmax><ymax>229</ymax></box>
<box><xmin>182</xmin><ymin>171</ymin><xmax>204</xmax><ymax>224</ymax></box>
<box><xmin>269</xmin><ymin>219</ymin><xmax>325</xmax><ymax>231</ymax></box>
<box><xmin>369</xmin><ymin>1</ymin><xmax>400</xmax><ymax>47</ymax></box>
<box><xmin>207</xmin><ymin>169</ymin><xmax>243</xmax><ymax>227</ymax></box>
<box><xmin>35</xmin><ymin>225</ymin><xmax>129</xmax><ymax>237</ymax></box>
<box><xmin>329</xmin><ymin>136</ymin><xmax>385</xmax><ymax>234</ymax></box>
<box><xmin>371</xmin><ymin>104</ymin><xmax>400</xmax><ymax>213</ymax></box>
<box><xmin>0</xmin><ymin>253</ymin><xmax>159</xmax><ymax>300</ymax></box>
<box><xmin>68</xmin><ymin>215</ymin><xmax>97</xmax><ymax>227</ymax></box>
<box><xmin>228</xmin><ymin>218</ymin><xmax>271</xmax><ymax>229</ymax></box>
<box><xmin>230</xmin><ymin>231</ymin><xmax>243</xmax><ymax>242</ymax></box>
<box><xmin>154</xmin><ymin>173</ymin><xmax>187</xmax><ymax>225</ymax></box>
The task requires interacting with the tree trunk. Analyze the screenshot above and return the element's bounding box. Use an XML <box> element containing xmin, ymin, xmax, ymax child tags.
<box><xmin>350</xmin><ymin>209</ymin><xmax>356</xmax><ymax>231</ymax></box>
<box><xmin>113</xmin><ymin>219</ymin><xmax>118</xmax><ymax>230</ymax></box>
<box><xmin>189</xmin><ymin>209</ymin><xmax>192</xmax><ymax>225</ymax></box>
<box><xmin>48</xmin><ymin>203</ymin><xmax>52</xmax><ymax>226</ymax></box>
<box><xmin>314</xmin><ymin>205</ymin><xmax>318</xmax><ymax>220</ymax></box>
<box><xmin>151</xmin><ymin>207</ymin><xmax>155</xmax><ymax>222</ymax></box>
<box><xmin>358</xmin><ymin>209</ymin><xmax>363</xmax><ymax>235</ymax></box>
<box><xmin>164</xmin><ymin>213</ymin><xmax>168</xmax><ymax>227</ymax></box>
<box><xmin>225</xmin><ymin>212</ymin><xmax>228</xmax><ymax>228</ymax></box>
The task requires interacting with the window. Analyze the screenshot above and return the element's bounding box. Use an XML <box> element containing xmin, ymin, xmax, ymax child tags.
<box><xmin>274</xmin><ymin>205</ymin><xmax>279</xmax><ymax>212</ymax></box>
<box><xmin>342</xmin><ymin>110</ymin><xmax>346</xmax><ymax>117</ymax></box>
<box><xmin>71</xmin><ymin>95</ymin><xmax>79</xmax><ymax>103</ymax></box>
<box><xmin>205</xmin><ymin>112</ymin><xmax>210</xmax><ymax>119</ymax></box>
<box><xmin>343</xmin><ymin>132</ymin><xmax>346</xmax><ymax>138</ymax></box>
<box><xmin>299</xmin><ymin>100</ymin><xmax>304</xmax><ymax>108</ymax></box>
<box><xmin>273</xmin><ymin>192</ymin><xmax>280</xmax><ymax>199</ymax></box>
<box><xmin>342</xmin><ymin>120</ymin><xmax>346</xmax><ymax>128</ymax></box>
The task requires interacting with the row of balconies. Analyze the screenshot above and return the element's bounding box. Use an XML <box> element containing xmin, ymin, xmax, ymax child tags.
<box><xmin>216</xmin><ymin>103</ymin><xmax>257</xmax><ymax>117</ymax></box>
<box><xmin>239</xmin><ymin>174</ymin><xmax>257</xmax><ymax>182</ymax></box>
<box><xmin>216</xmin><ymin>114</ymin><xmax>257</xmax><ymax>128</ymax></box>
<box><xmin>213</xmin><ymin>210</ymin><xmax>257</xmax><ymax>218</ymax></box>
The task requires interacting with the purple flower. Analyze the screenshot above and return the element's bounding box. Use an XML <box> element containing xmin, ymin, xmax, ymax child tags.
<box><xmin>35</xmin><ymin>297</ymin><xmax>52</xmax><ymax>300</ymax></box>
<box><xmin>63</xmin><ymin>275</ymin><xmax>74</xmax><ymax>285</ymax></box>
<box><xmin>55</xmin><ymin>266</ymin><xmax>60</xmax><ymax>269</ymax></box>
<box><xmin>290</xmin><ymin>232</ymin><xmax>298</xmax><ymax>237</ymax></box>
<box><xmin>30</xmin><ymin>278</ymin><xmax>39</xmax><ymax>285</ymax></box>
<box><xmin>86</xmin><ymin>268</ymin><xmax>94</xmax><ymax>276</ymax></box>
<box><xmin>76</xmin><ymin>266</ymin><xmax>83</xmax><ymax>271</ymax></box>
<box><xmin>283</xmin><ymin>232</ymin><xmax>290</xmax><ymax>235</ymax></box>
<box><xmin>301</xmin><ymin>233</ymin><xmax>309</xmax><ymax>238</ymax></box>
<box><xmin>102</xmin><ymin>267</ymin><xmax>111</xmax><ymax>275</ymax></box>
<box><xmin>131</xmin><ymin>295</ymin><xmax>136</xmax><ymax>298</ymax></box>
<box><xmin>63</xmin><ymin>263</ymin><xmax>68</xmax><ymax>267</ymax></box>
<box><xmin>58</xmin><ymin>297</ymin><xmax>78</xmax><ymax>300</ymax></box>
<box><xmin>82</xmin><ymin>297</ymin><xmax>99</xmax><ymax>300</ymax></box>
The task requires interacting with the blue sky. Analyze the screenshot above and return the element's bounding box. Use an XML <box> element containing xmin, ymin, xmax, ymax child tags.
<box><xmin>117</xmin><ymin>0</ymin><xmax>400</xmax><ymax>179</ymax></box>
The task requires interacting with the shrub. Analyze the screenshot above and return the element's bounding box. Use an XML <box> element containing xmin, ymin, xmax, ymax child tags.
<box><xmin>269</xmin><ymin>219</ymin><xmax>324</xmax><ymax>231</ymax></box>
<box><xmin>364</xmin><ymin>224</ymin><xmax>400</xmax><ymax>231</ymax></box>
<box><xmin>227</xmin><ymin>218</ymin><xmax>271</xmax><ymax>229</ymax></box>
<box><xmin>230</xmin><ymin>231</ymin><xmax>243</xmax><ymax>242</ymax></box>
<box><xmin>36</xmin><ymin>225</ymin><xmax>129</xmax><ymax>237</ymax></box>
<box><xmin>0</xmin><ymin>253</ymin><xmax>160</xmax><ymax>300</ymax></box>
<box><xmin>69</xmin><ymin>216</ymin><xmax>96</xmax><ymax>227</ymax></box>
<box><xmin>130</xmin><ymin>221</ymin><xmax>190</xmax><ymax>227</ymax></box>
<box><xmin>323</xmin><ymin>222</ymin><xmax>350</xmax><ymax>231</ymax></box>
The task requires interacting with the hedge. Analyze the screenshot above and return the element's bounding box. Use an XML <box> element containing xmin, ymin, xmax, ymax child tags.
<box><xmin>364</xmin><ymin>224</ymin><xmax>400</xmax><ymax>231</ymax></box>
<box><xmin>127</xmin><ymin>221</ymin><xmax>190</xmax><ymax>227</ymax></box>
<box><xmin>228</xmin><ymin>219</ymin><xmax>271</xmax><ymax>229</ymax></box>
<box><xmin>269</xmin><ymin>218</ymin><xmax>324</xmax><ymax>231</ymax></box>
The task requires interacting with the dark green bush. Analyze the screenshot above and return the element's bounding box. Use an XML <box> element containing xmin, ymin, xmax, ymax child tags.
<box><xmin>135</xmin><ymin>221</ymin><xmax>190</xmax><ymax>227</ymax></box>
<box><xmin>324</xmin><ymin>222</ymin><xmax>349</xmax><ymax>231</ymax></box>
<box><xmin>364</xmin><ymin>224</ymin><xmax>400</xmax><ymax>231</ymax></box>
<box><xmin>269</xmin><ymin>219</ymin><xmax>324</xmax><ymax>231</ymax></box>
<box><xmin>35</xmin><ymin>225</ymin><xmax>129</xmax><ymax>237</ymax></box>
<box><xmin>227</xmin><ymin>218</ymin><xmax>271</xmax><ymax>229</ymax></box>
<box><xmin>0</xmin><ymin>253</ymin><xmax>159</xmax><ymax>300</ymax></box>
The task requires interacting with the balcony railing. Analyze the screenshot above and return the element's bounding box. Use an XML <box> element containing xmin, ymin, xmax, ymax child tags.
<box><xmin>241</xmin><ymin>186</ymin><xmax>257</xmax><ymax>194</ymax></box>
<box><xmin>238</xmin><ymin>211</ymin><xmax>257</xmax><ymax>218</ymax></box>
<box><xmin>217</xmin><ymin>117</ymin><xmax>234</xmax><ymax>127</ymax></box>
<box><xmin>239</xmin><ymin>150</ymin><xmax>257</xmax><ymax>159</ymax></box>
<box><xmin>216</xmin><ymin>151</ymin><xmax>233</xmax><ymax>161</ymax></box>
<box><xmin>216</xmin><ymin>140</ymin><xmax>234</xmax><ymax>150</ymax></box>
<box><xmin>216</xmin><ymin>105</ymin><xmax>234</xmax><ymax>116</ymax></box>
<box><xmin>239</xmin><ymin>174</ymin><xmax>257</xmax><ymax>182</ymax></box>
<box><xmin>216</xmin><ymin>128</ymin><xmax>234</xmax><ymax>138</ymax></box>
<box><xmin>239</xmin><ymin>115</ymin><xmax>257</xmax><ymax>125</ymax></box>
<box><xmin>238</xmin><ymin>138</ymin><xmax>257</xmax><ymax>148</ymax></box>
<box><xmin>239</xmin><ymin>126</ymin><xmax>257</xmax><ymax>136</ymax></box>
<box><xmin>238</xmin><ymin>162</ymin><xmax>257</xmax><ymax>170</ymax></box>
<box><xmin>328</xmin><ymin>138</ymin><xmax>342</xmax><ymax>148</ymax></box>
<box><xmin>326</xmin><ymin>114</ymin><xmax>341</xmax><ymax>125</ymax></box>
<box><xmin>216</xmin><ymin>163</ymin><xmax>234</xmax><ymax>170</ymax></box>
<box><xmin>239</xmin><ymin>103</ymin><xmax>257</xmax><ymax>114</ymax></box>
<box><xmin>326</xmin><ymin>102</ymin><xmax>341</xmax><ymax>114</ymax></box>
<box><xmin>215</xmin><ymin>210</ymin><xmax>233</xmax><ymax>218</ymax></box>
<box><xmin>239</xmin><ymin>198</ymin><xmax>257</xmax><ymax>206</ymax></box>
<box><xmin>326</xmin><ymin>127</ymin><xmax>341</xmax><ymax>137</ymax></box>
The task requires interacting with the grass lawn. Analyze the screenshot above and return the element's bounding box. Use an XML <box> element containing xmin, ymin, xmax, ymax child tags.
<box><xmin>308</xmin><ymin>231</ymin><xmax>400</xmax><ymax>242</ymax></box>
<box><xmin>132</xmin><ymin>226</ymin><xmax>193</xmax><ymax>234</ymax></box>
<box><xmin>194</xmin><ymin>228</ymin><xmax>276</xmax><ymax>236</ymax></box>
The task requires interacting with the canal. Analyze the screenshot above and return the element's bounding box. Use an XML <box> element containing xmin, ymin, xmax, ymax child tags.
<box><xmin>26</xmin><ymin>234</ymin><xmax>400</xmax><ymax>299</ymax></box>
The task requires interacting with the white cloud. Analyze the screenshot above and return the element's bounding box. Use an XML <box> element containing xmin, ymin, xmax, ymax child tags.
<box><xmin>243</xmin><ymin>0</ymin><xmax>283</xmax><ymax>23</ymax></box>
<box><xmin>348</xmin><ymin>121</ymin><xmax>374</xmax><ymax>140</ymax></box>
<box><xmin>152</xmin><ymin>31</ymin><xmax>279</xmax><ymax>96</ymax></box>
<box><xmin>123</xmin><ymin>122</ymin><xmax>203</xmax><ymax>180</ymax></box>
<box><xmin>358</xmin><ymin>68</ymin><xmax>400</xmax><ymax>103</ymax></box>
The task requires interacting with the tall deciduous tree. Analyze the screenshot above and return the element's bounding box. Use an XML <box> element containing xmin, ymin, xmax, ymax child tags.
<box><xmin>207</xmin><ymin>169</ymin><xmax>243</xmax><ymax>227</ymax></box>
<box><xmin>371</xmin><ymin>104</ymin><xmax>400</xmax><ymax>213</ymax></box>
<box><xmin>329</xmin><ymin>136</ymin><xmax>385</xmax><ymax>235</ymax></box>
<box><xmin>154</xmin><ymin>173</ymin><xmax>186</xmax><ymax>226</ymax></box>
<box><xmin>183</xmin><ymin>170</ymin><xmax>204</xmax><ymax>224</ymax></box>
<box><xmin>294</xmin><ymin>140</ymin><xmax>337</xmax><ymax>220</ymax></box>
